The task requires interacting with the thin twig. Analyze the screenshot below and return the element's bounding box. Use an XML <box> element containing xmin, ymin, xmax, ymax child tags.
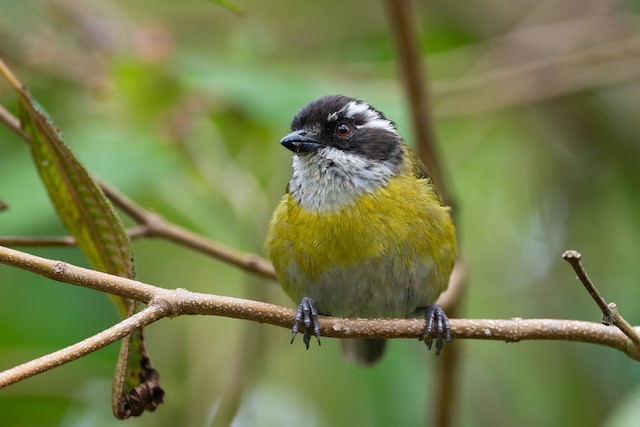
<box><xmin>0</xmin><ymin>302</ymin><xmax>170</xmax><ymax>388</ymax></box>
<box><xmin>563</xmin><ymin>250</ymin><xmax>640</xmax><ymax>346</ymax></box>
<box><xmin>98</xmin><ymin>181</ymin><xmax>149</xmax><ymax>224</ymax></box>
<box><xmin>0</xmin><ymin>57</ymin><xmax>24</xmax><ymax>92</ymax></box>
<box><xmin>99</xmin><ymin>183</ymin><xmax>275</xmax><ymax>278</ymax></box>
<box><xmin>0</xmin><ymin>236</ymin><xmax>77</xmax><ymax>247</ymax></box>
<box><xmin>150</xmin><ymin>220</ymin><xmax>275</xmax><ymax>278</ymax></box>
<box><xmin>0</xmin><ymin>226</ymin><xmax>147</xmax><ymax>247</ymax></box>
<box><xmin>562</xmin><ymin>250</ymin><xmax>610</xmax><ymax>315</ymax></box>
<box><xmin>0</xmin><ymin>104</ymin><xmax>29</xmax><ymax>142</ymax></box>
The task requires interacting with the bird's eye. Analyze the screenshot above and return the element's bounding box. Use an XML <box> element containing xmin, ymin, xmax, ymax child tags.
<box><xmin>335</xmin><ymin>123</ymin><xmax>353</xmax><ymax>137</ymax></box>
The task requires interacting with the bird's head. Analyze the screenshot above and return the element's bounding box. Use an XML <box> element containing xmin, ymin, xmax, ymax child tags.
<box><xmin>281</xmin><ymin>95</ymin><xmax>402</xmax><ymax>161</ymax></box>
<box><xmin>281</xmin><ymin>95</ymin><xmax>407</xmax><ymax>211</ymax></box>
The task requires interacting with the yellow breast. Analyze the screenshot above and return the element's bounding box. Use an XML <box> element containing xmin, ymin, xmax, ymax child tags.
<box><xmin>266</xmin><ymin>173</ymin><xmax>456</xmax><ymax>316</ymax></box>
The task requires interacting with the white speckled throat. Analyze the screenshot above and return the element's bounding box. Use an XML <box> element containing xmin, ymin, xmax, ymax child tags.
<box><xmin>288</xmin><ymin>146</ymin><xmax>398</xmax><ymax>212</ymax></box>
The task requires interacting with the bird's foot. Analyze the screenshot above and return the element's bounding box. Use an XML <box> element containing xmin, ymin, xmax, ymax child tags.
<box><xmin>419</xmin><ymin>304</ymin><xmax>451</xmax><ymax>356</ymax></box>
<box><xmin>291</xmin><ymin>297</ymin><xmax>321</xmax><ymax>349</ymax></box>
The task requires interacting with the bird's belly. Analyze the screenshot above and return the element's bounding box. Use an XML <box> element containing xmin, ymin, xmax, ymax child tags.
<box><xmin>282</xmin><ymin>251</ymin><xmax>442</xmax><ymax>318</ymax></box>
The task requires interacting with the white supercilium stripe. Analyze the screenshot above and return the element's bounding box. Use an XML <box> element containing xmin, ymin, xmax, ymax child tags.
<box><xmin>342</xmin><ymin>101</ymin><xmax>396</xmax><ymax>134</ymax></box>
<box><xmin>356</xmin><ymin>118</ymin><xmax>396</xmax><ymax>133</ymax></box>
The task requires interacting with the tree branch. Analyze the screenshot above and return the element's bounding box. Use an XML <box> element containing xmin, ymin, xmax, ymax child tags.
<box><xmin>1</xmin><ymin>244</ymin><xmax>639</xmax><ymax>389</ymax></box>
<box><xmin>0</xmin><ymin>303</ymin><xmax>170</xmax><ymax>388</ymax></box>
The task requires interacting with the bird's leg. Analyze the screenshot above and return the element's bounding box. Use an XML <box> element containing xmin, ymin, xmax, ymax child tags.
<box><xmin>291</xmin><ymin>296</ymin><xmax>321</xmax><ymax>349</ymax></box>
<box><xmin>419</xmin><ymin>304</ymin><xmax>451</xmax><ymax>356</ymax></box>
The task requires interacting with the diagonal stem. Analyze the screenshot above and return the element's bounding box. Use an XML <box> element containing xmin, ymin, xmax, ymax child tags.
<box><xmin>563</xmin><ymin>250</ymin><xmax>640</xmax><ymax>346</ymax></box>
<box><xmin>0</xmin><ymin>303</ymin><xmax>170</xmax><ymax>388</ymax></box>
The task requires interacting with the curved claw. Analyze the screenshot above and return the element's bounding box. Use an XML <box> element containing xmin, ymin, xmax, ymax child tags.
<box><xmin>291</xmin><ymin>297</ymin><xmax>321</xmax><ymax>349</ymax></box>
<box><xmin>420</xmin><ymin>304</ymin><xmax>451</xmax><ymax>356</ymax></box>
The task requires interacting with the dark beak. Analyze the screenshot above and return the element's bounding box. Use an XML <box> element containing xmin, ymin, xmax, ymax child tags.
<box><xmin>280</xmin><ymin>130</ymin><xmax>323</xmax><ymax>154</ymax></box>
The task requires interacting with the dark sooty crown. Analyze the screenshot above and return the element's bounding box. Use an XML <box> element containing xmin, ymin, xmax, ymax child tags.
<box><xmin>289</xmin><ymin>95</ymin><xmax>403</xmax><ymax>163</ymax></box>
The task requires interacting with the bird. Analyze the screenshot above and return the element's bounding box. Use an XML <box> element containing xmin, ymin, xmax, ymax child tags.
<box><xmin>265</xmin><ymin>95</ymin><xmax>456</xmax><ymax>365</ymax></box>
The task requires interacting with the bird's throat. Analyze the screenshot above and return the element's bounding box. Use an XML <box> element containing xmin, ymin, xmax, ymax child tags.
<box><xmin>288</xmin><ymin>147</ymin><xmax>396</xmax><ymax>212</ymax></box>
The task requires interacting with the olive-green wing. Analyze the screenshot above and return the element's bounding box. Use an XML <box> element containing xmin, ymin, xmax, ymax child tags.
<box><xmin>403</xmin><ymin>143</ymin><xmax>431</xmax><ymax>180</ymax></box>
<box><xmin>403</xmin><ymin>143</ymin><xmax>445</xmax><ymax>204</ymax></box>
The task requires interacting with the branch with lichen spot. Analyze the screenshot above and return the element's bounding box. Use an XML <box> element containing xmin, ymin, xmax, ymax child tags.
<box><xmin>1</xmin><ymin>244</ymin><xmax>638</xmax><ymax>389</ymax></box>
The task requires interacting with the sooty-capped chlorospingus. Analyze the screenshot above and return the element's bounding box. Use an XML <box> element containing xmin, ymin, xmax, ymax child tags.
<box><xmin>265</xmin><ymin>95</ymin><xmax>456</xmax><ymax>365</ymax></box>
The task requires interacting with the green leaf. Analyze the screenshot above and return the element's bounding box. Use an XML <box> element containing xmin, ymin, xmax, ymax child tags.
<box><xmin>14</xmin><ymin>86</ymin><xmax>163</xmax><ymax>418</ymax></box>
<box><xmin>206</xmin><ymin>0</ymin><xmax>246</xmax><ymax>16</ymax></box>
<box><xmin>19</xmin><ymin>99</ymin><xmax>134</xmax><ymax>296</ymax></box>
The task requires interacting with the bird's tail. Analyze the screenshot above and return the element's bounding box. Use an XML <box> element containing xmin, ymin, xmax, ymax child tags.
<box><xmin>340</xmin><ymin>339</ymin><xmax>386</xmax><ymax>366</ymax></box>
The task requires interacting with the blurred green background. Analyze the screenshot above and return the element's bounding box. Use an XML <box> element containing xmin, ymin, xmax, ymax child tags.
<box><xmin>1</xmin><ymin>1</ymin><xmax>640</xmax><ymax>426</ymax></box>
